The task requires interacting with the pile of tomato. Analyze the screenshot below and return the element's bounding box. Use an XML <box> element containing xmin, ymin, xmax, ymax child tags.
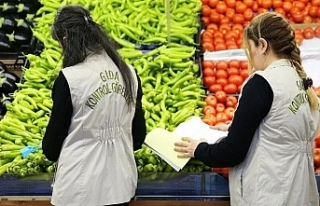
<box><xmin>202</xmin><ymin>0</ymin><xmax>320</xmax><ymax>25</ymax></box>
<box><xmin>202</xmin><ymin>59</ymin><xmax>249</xmax><ymax>94</ymax></box>
<box><xmin>201</xmin><ymin>0</ymin><xmax>320</xmax><ymax>52</ymax></box>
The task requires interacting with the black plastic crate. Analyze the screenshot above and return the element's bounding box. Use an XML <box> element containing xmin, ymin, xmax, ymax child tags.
<box><xmin>0</xmin><ymin>174</ymin><xmax>52</xmax><ymax>196</ymax></box>
<box><xmin>204</xmin><ymin>173</ymin><xmax>229</xmax><ymax>196</ymax></box>
<box><xmin>136</xmin><ymin>173</ymin><xmax>203</xmax><ymax>196</ymax></box>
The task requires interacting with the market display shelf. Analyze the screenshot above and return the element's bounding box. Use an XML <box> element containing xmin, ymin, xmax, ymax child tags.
<box><xmin>0</xmin><ymin>173</ymin><xmax>320</xmax><ymax>197</ymax></box>
<box><xmin>0</xmin><ymin>174</ymin><xmax>52</xmax><ymax>196</ymax></box>
<box><xmin>204</xmin><ymin>173</ymin><xmax>229</xmax><ymax>196</ymax></box>
<box><xmin>136</xmin><ymin>173</ymin><xmax>203</xmax><ymax>196</ymax></box>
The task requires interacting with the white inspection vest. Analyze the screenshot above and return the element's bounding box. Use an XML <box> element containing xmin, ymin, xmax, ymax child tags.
<box><xmin>51</xmin><ymin>51</ymin><xmax>138</xmax><ymax>206</ymax></box>
<box><xmin>229</xmin><ymin>59</ymin><xmax>320</xmax><ymax>206</ymax></box>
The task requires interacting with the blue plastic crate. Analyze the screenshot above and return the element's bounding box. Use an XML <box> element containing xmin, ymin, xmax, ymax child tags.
<box><xmin>0</xmin><ymin>174</ymin><xmax>52</xmax><ymax>196</ymax></box>
<box><xmin>136</xmin><ymin>173</ymin><xmax>203</xmax><ymax>196</ymax></box>
<box><xmin>204</xmin><ymin>173</ymin><xmax>229</xmax><ymax>196</ymax></box>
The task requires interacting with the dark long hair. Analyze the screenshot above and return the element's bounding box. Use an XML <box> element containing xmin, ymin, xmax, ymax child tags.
<box><xmin>51</xmin><ymin>5</ymin><xmax>135</xmax><ymax>106</ymax></box>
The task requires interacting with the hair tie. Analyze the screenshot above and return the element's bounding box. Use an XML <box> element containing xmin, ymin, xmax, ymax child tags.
<box><xmin>302</xmin><ymin>77</ymin><xmax>313</xmax><ymax>90</ymax></box>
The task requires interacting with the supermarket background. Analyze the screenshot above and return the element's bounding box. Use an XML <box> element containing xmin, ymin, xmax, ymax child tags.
<box><xmin>0</xmin><ymin>0</ymin><xmax>320</xmax><ymax>205</ymax></box>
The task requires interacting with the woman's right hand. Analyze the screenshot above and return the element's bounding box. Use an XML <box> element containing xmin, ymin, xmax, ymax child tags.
<box><xmin>210</xmin><ymin>123</ymin><xmax>230</xmax><ymax>131</ymax></box>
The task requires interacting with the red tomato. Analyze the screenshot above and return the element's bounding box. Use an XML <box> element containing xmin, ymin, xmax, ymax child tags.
<box><xmin>215</xmin><ymin>70</ymin><xmax>228</xmax><ymax>79</ymax></box>
<box><xmin>219</xmin><ymin>24</ymin><xmax>232</xmax><ymax>34</ymax></box>
<box><xmin>202</xmin><ymin>30</ymin><xmax>213</xmax><ymax>39</ymax></box>
<box><xmin>226</xmin><ymin>0</ymin><xmax>236</xmax><ymax>8</ymax></box>
<box><xmin>261</xmin><ymin>0</ymin><xmax>272</xmax><ymax>9</ymax></box>
<box><xmin>293</xmin><ymin>1</ymin><xmax>305</xmax><ymax>11</ymax></box>
<box><xmin>228</xmin><ymin>67</ymin><xmax>239</xmax><ymax>76</ymax></box>
<box><xmin>203</xmin><ymin>114</ymin><xmax>217</xmax><ymax>126</ymax></box>
<box><xmin>220</xmin><ymin>17</ymin><xmax>230</xmax><ymax>24</ymax></box>
<box><xmin>224</xmin><ymin>107</ymin><xmax>236</xmax><ymax>120</ymax></box>
<box><xmin>205</xmin><ymin>95</ymin><xmax>218</xmax><ymax>107</ymax></box>
<box><xmin>273</xmin><ymin>0</ymin><xmax>283</xmax><ymax>8</ymax></box>
<box><xmin>216</xmin><ymin>60</ymin><xmax>228</xmax><ymax>70</ymax></box>
<box><xmin>215</xmin><ymin>43</ymin><xmax>227</xmax><ymax>51</ymax></box>
<box><xmin>283</xmin><ymin>1</ymin><xmax>292</xmax><ymax>12</ymax></box>
<box><xmin>232</xmin><ymin>14</ymin><xmax>245</xmax><ymax>24</ymax></box>
<box><xmin>295</xmin><ymin>33</ymin><xmax>304</xmax><ymax>46</ymax></box>
<box><xmin>207</xmin><ymin>24</ymin><xmax>219</xmax><ymax>33</ymax></box>
<box><xmin>227</xmin><ymin>44</ymin><xmax>239</xmax><ymax>50</ymax></box>
<box><xmin>216</xmin><ymin>103</ymin><xmax>226</xmax><ymax>112</ymax></box>
<box><xmin>243</xmin><ymin>0</ymin><xmax>254</xmax><ymax>8</ymax></box>
<box><xmin>243</xmin><ymin>8</ymin><xmax>254</xmax><ymax>21</ymax></box>
<box><xmin>315</xmin><ymin>136</ymin><xmax>320</xmax><ymax>148</ymax></box>
<box><xmin>235</xmin><ymin>2</ymin><xmax>247</xmax><ymax>13</ymax></box>
<box><xmin>215</xmin><ymin>90</ymin><xmax>227</xmax><ymax>103</ymax></box>
<box><xmin>308</xmin><ymin>6</ymin><xmax>318</xmax><ymax>18</ymax></box>
<box><xmin>314</xmin><ymin>148</ymin><xmax>320</xmax><ymax>168</ymax></box>
<box><xmin>240</xmin><ymin>61</ymin><xmax>248</xmax><ymax>70</ymax></box>
<box><xmin>224</xmin><ymin>31</ymin><xmax>239</xmax><ymax>41</ymax></box>
<box><xmin>202</xmin><ymin>5</ymin><xmax>211</xmax><ymax>16</ymax></box>
<box><xmin>232</xmin><ymin>24</ymin><xmax>244</xmax><ymax>35</ymax></box>
<box><xmin>202</xmin><ymin>60</ymin><xmax>215</xmax><ymax>69</ymax></box>
<box><xmin>224</xmin><ymin>83</ymin><xmax>238</xmax><ymax>94</ymax></box>
<box><xmin>216</xmin><ymin>1</ymin><xmax>227</xmax><ymax>13</ymax></box>
<box><xmin>226</xmin><ymin>96</ymin><xmax>238</xmax><ymax>108</ymax></box>
<box><xmin>303</xmin><ymin>27</ymin><xmax>315</xmax><ymax>39</ymax></box>
<box><xmin>209</xmin><ymin>84</ymin><xmax>223</xmax><ymax>93</ymax></box>
<box><xmin>292</xmin><ymin>11</ymin><xmax>304</xmax><ymax>23</ymax></box>
<box><xmin>228</xmin><ymin>59</ymin><xmax>240</xmax><ymax>69</ymax></box>
<box><xmin>216</xmin><ymin>78</ymin><xmax>228</xmax><ymax>87</ymax></box>
<box><xmin>216</xmin><ymin>112</ymin><xmax>228</xmax><ymax>123</ymax></box>
<box><xmin>226</xmin><ymin>8</ymin><xmax>235</xmax><ymax>19</ymax></box>
<box><xmin>208</xmin><ymin>0</ymin><xmax>219</xmax><ymax>8</ymax></box>
<box><xmin>229</xmin><ymin>75</ymin><xmax>244</xmax><ymax>86</ymax></box>
<box><xmin>274</xmin><ymin>8</ymin><xmax>286</xmax><ymax>17</ymax></box>
<box><xmin>303</xmin><ymin>15</ymin><xmax>313</xmax><ymax>23</ymax></box>
<box><xmin>202</xmin><ymin>42</ymin><xmax>215</xmax><ymax>51</ymax></box>
<box><xmin>312</xmin><ymin>0</ymin><xmax>320</xmax><ymax>6</ymax></box>
<box><xmin>210</xmin><ymin>12</ymin><xmax>221</xmax><ymax>23</ymax></box>
<box><xmin>203</xmin><ymin>105</ymin><xmax>216</xmax><ymax>115</ymax></box>
<box><xmin>225</xmin><ymin>39</ymin><xmax>237</xmax><ymax>47</ymax></box>
<box><xmin>201</xmin><ymin>17</ymin><xmax>210</xmax><ymax>25</ymax></box>
<box><xmin>213</xmin><ymin>31</ymin><xmax>224</xmax><ymax>39</ymax></box>
<box><xmin>203</xmin><ymin>76</ymin><xmax>216</xmax><ymax>87</ymax></box>
<box><xmin>203</xmin><ymin>68</ymin><xmax>215</xmax><ymax>77</ymax></box>
<box><xmin>214</xmin><ymin>37</ymin><xmax>225</xmax><ymax>45</ymax></box>
<box><xmin>294</xmin><ymin>28</ymin><xmax>303</xmax><ymax>36</ymax></box>
<box><xmin>315</xmin><ymin>26</ymin><xmax>320</xmax><ymax>38</ymax></box>
<box><xmin>240</xmin><ymin>69</ymin><xmax>249</xmax><ymax>79</ymax></box>
<box><xmin>202</xmin><ymin>0</ymin><xmax>209</xmax><ymax>4</ymax></box>
<box><xmin>252</xmin><ymin>1</ymin><xmax>258</xmax><ymax>12</ymax></box>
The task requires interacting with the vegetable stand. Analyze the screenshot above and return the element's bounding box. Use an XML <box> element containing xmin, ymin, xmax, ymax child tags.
<box><xmin>0</xmin><ymin>0</ymin><xmax>320</xmax><ymax>205</ymax></box>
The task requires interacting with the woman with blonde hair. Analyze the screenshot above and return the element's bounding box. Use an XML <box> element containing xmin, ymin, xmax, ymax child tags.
<box><xmin>175</xmin><ymin>12</ymin><xmax>320</xmax><ymax>206</ymax></box>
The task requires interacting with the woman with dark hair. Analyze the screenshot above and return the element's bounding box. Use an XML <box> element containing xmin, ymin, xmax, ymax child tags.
<box><xmin>174</xmin><ymin>12</ymin><xmax>320</xmax><ymax>206</ymax></box>
<box><xmin>42</xmin><ymin>5</ymin><xmax>146</xmax><ymax>206</ymax></box>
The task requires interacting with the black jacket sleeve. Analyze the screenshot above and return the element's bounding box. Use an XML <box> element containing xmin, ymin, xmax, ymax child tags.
<box><xmin>194</xmin><ymin>74</ymin><xmax>273</xmax><ymax>167</ymax></box>
<box><xmin>42</xmin><ymin>71</ymin><xmax>73</xmax><ymax>162</ymax></box>
<box><xmin>132</xmin><ymin>73</ymin><xmax>147</xmax><ymax>151</ymax></box>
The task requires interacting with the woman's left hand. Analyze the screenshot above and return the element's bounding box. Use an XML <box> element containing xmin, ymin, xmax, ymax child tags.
<box><xmin>174</xmin><ymin>137</ymin><xmax>207</xmax><ymax>158</ymax></box>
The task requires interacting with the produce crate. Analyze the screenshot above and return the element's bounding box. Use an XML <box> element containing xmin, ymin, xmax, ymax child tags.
<box><xmin>136</xmin><ymin>173</ymin><xmax>203</xmax><ymax>196</ymax></box>
<box><xmin>204</xmin><ymin>173</ymin><xmax>229</xmax><ymax>196</ymax></box>
<box><xmin>0</xmin><ymin>174</ymin><xmax>52</xmax><ymax>196</ymax></box>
